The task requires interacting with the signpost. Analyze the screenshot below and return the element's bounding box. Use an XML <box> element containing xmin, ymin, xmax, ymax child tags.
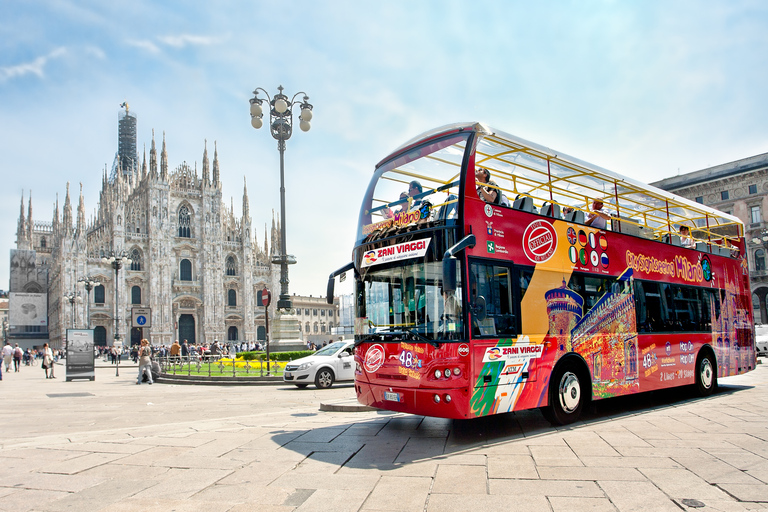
<box><xmin>257</xmin><ymin>287</ymin><xmax>271</xmax><ymax>374</ymax></box>
<box><xmin>132</xmin><ymin>307</ymin><xmax>151</xmax><ymax>328</ymax></box>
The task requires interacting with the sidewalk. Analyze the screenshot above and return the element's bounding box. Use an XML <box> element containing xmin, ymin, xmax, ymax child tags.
<box><xmin>0</xmin><ymin>359</ymin><xmax>767</xmax><ymax>511</ymax></box>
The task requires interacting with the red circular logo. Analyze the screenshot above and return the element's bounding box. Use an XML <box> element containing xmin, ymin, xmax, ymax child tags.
<box><xmin>364</xmin><ymin>344</ymin><xmax>385</xmax><ymax>373</ymax></box>
<box><xmin>458</xmin><ymin>344</ymin><xmax>469</xmax><ymax>357</ymax></box>
<box><xmin>522</xmin><ymin>220</ymin><xmax>557</xmax><ymax>263</ymax></box>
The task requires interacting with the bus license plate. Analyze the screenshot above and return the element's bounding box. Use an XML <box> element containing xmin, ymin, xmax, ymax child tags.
<box><xmin>384</xmin><ymin>391</ymin><xmax>400</xmax><ymax>402</ymax></box>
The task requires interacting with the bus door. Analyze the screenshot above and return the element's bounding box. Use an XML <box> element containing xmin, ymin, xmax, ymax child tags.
<box><xmin>468</xmin><ymin>259</ymin><xmax>534</xmax><ymax>385</ymax></box>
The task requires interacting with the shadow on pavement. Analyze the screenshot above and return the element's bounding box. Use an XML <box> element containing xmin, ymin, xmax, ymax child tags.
<box><xmin>270</xmin><ymin>382</ymin><xmax>754</xmax><ymax>470</ymax></box>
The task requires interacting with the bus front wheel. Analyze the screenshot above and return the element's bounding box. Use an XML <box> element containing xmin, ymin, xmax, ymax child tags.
<box><xmin>544</xmin><ymin>361</ymin><xmax>587</xmax><ymax>425</ymax></box>
<box><xmin>695</xmin><ymin>350</ymin><xmax>717</xmax><ymax>397</ymax></box>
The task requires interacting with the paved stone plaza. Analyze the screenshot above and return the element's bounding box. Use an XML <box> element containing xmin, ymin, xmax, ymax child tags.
<box><xmin>1</xmin><ymin>361</ymin><xmax>768</xmax><ymax>511</ymax></box>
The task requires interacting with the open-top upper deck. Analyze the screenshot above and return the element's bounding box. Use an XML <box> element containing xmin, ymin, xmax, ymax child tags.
<box><xmin>360</xmin><ymin>122</ymin><xmax>744</xmax><ymax>255</ymax></box>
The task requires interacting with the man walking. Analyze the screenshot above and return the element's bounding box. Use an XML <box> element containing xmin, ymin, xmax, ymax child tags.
<box><xmin>2</xmin><ymin>342</ymin><xmax>13</xmax><ymax>373</ymax></box>
<box><xmin>13</xmin><ymin>344</ymin><xmax>23</xmax><ymax>372</ymax></box>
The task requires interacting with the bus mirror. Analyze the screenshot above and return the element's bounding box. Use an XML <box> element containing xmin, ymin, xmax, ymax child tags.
<box><xmin>326</xmin><ymin>276</ymin><xmax>335</xmax><ymax>305</ymax></box>
<box><xmin>443</xmin><ymin>257</ymin><xmax>457</xmax><ymax>293</ymax></box>
<box><xmin>472</xmin><ymin>296</ymin><xmax>487</xmax><ymax>321</ymax></box>
<box><xmin>356</xmin><ymin>280</ymin><xmax>366</xmax><ymax>319</ymax></box>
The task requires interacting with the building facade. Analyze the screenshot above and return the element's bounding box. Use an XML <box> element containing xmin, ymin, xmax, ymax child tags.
<box><xmin>291</xmin><ymin>294</ymin><xmax>341</xmax><ymax>346</ymax></box>
<box><xmin>651</xmin><ymin>152</ymin><xmax>768</xmax><ymax>323</ymax></box>
<box><xmin>12</xmin><ymin>108</ymin><xmax>291</xmax><ymax>349</ymax></box>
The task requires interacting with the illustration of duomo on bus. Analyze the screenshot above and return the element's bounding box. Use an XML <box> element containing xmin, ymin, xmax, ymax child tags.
<box><xmin>545</xmin><ymin>270</ymin><xmax>639</xmax><ymax>399</ymax></box>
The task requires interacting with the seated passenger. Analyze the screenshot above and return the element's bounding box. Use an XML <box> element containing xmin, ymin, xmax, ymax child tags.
<box><xmin>679</xmin><ymin>225</ymin><xmax>695</xmax><ymax>248</ymax></box>
<box><xmin>408</xmin><ymin>180</ymin><xmax>423</xmax><ymax>209</ymax></box>
<box><xmin>475</xmin><ymin>167</ymin><xmax>500</xmax><ymax>204</ymax></box>
<box><xmin>383</xmin><ymin>192</ymin><xmax>409</xmax><ymax>218</ymax></box>
<box><xmin>585</xmin><ymin>199</ymin><xmax>612</xmax><ymax>230</ymax></box>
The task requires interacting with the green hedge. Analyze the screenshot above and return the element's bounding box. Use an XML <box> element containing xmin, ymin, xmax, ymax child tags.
<box><xmin>239</xmin><ymin>350</ymin><xmax>314</xmax><ymax>362</ymax></box>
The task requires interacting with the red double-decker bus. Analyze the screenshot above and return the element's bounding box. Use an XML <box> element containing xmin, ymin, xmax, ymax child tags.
<box><xmin>327</xmin><ymin>123</ymin><xmax>755</xmax><ymax>424</ymax></box>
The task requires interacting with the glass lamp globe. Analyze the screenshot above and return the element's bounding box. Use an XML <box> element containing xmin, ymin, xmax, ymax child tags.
<box><xmin>274</xmin><ymin>98</ymin><xmax>288</xmax><ymax>113</ymax></box>
<box><xmin>250</xmin><ymin>101</ymin><xmax>262</xmax><ymax>117</ymax></box>
<box><xmin>300</xmin><ymin>108</ymin><xmax>313</xmax><ymax>122</ymax></box>
<box><xmin>299</xmin><ymin>120</ymin><xmax>311</xmax><ymax>132</ymax></box>
<box><xmin>251</xmin><ymin>116</ymin><xmax>263</xmax><ymax>129</ymax></box>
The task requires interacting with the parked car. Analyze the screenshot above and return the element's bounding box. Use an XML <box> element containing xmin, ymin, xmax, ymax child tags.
<box><xmin>756</xmin><ymin>325</ymin><xmax>768</xmax><ymax>357</ymax></box>
<box><xmin>283</xmin><ymin>340</ymin><xmax>355</xmax><ymax>389</ymax></box>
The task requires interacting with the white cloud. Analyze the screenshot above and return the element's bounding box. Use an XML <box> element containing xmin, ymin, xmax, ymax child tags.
<box><xmin>126</xmin><ymin>39</ymin><xmax>161</xmax><ymax>54</ymax></box>
<box><xmin>157</xmin><ymin>34</ymin><xmax>220</xmax><ymax>49</ymax></box>
<box><xmin>0</xmin><ymin>47</ymin><xmax>67</xmax><ymax>82</ymax></box>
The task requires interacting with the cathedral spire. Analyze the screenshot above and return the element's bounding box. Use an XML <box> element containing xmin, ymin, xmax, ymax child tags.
<box><xmin>242</xmin><ymin>176</ymin><xmax>249</xmax><ymax>219</ymax></box>
<box><xmin>63</xmin><ymin>182</ymin><xmax>73</xmax><ymax>236</ymax></box>
<box><xmin>16</xmin><ymin>192</ymin><xmax>26</xmax><ymax>245</ymax></box>
<box><xmin>141</xmin><ymin>145</ymin><xmax>147</xmax><ymax>180</ymax></box>
<box><xmin>77</xmin><ymin>182</ymin><xmax>86</xmax><ymax>235</ymax></box>
<box><xmin>212</xmin><ymin>141</ymin><xmax>220</xmax><ymax>187</ymax></box>
<box><xmin>202</xmin><ymin>140</ymin><xmax>210</xmax><ymax>185</ymax></box>
<box><xmin>149</xmin><ymin>129</ymin><xmax>158</xmax><ymax>178</ymax></box>
<box><xmin>160</xmin><ymin>131</ymin><xmax>168</xmax><ymax>181</ymax></box>
<box><xmin>52</xmin><ymin>194</ymin><xmax>59</xmax><ymax>236</ymax></box>
<box><xmin>26</xmin><ymin>191</ymin><xmax>33</xmax><ymax>241</ymax></box>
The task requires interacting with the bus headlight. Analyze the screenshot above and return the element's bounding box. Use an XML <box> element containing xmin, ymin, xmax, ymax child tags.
<box><xmin>433</xmin><ymin>394</ymin><xmax>441</xmax><ymax>403</ymax></box>
<box><xmin>444</xmin><ymin>394</ymin><xmax>452</xmax><ymax>403</ymax></box>
<box><xmin>453</xmin><ymin>367</ymin><xmax>461</xmax><ymax>376</ymax></box>
<box><xmin>434</xmin><ymin>369</ymin><xmax>442</xmax><ymax>379</ymax></box>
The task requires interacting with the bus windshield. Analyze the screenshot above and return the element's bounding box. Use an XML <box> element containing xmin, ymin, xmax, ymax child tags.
<box><xmin>357</xmin><ymin>261</ymin><xmax>463</xmax><ymax>342</ymax></box>
<box><xmin>356</xmin><ymin>132</ymin><xmax>469</xmax><ymax>245</ymax></box>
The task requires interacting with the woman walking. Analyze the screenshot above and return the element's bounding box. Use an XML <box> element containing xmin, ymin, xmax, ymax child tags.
<box><xmin>136</xmin><ymin>339</ymin><xmax>153</xmax><ymax>385</ymax></box>
<box><xmin>42</xmin><ymin>343</ymin><xmax>55</xmax><ymax>379</ymax></box>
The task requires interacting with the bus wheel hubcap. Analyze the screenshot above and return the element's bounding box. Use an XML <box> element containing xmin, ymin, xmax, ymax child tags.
<box><xmin>700</xmin><ymin>359</ymin><xmax>713</xmax><ymax>388</ymax></box>
<box><xmin>559</xmin><ymin>372</ymin><xmax>581</xmax><ymax>413</ymax></box>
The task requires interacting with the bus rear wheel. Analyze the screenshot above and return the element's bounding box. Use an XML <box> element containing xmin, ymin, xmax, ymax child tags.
<box><xmin>543</xmin><ymin>361</ymin><xmax>586</xmax><ymax>425</ymax></box>
<box><xmin>695</xmin><ymin>350</ymin><xmax>717</xmax><ymax>396</ymax></box>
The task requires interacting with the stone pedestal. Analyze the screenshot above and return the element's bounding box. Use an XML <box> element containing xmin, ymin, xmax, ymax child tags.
<box><xmin>268</xmin><ymin>310</ymin><xmax>306</xmax><ymax>352</ymax></box>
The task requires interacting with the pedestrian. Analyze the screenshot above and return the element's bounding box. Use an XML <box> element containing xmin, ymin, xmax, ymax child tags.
<box><xmin>2</xmin><ymin>342</ymin><xmax>13</xmax><ymax>373</ymax></box>
<box><xmin>13</xmin><ymin>344</ymin><xmax>23</xmax><ymax>372</ymax></box>
<box><xmin>136</xmin><ymin>339</ymin><xmax>153</xmax><ymax>385</ymax></box>
<box><xmin>42</xmin><ymin>343</ymin><xmax>55</xmax><ymax>379</ymax></box>
<box><xmin>170</xmin><ymin>339</ymin><xmax>181</xmax><ymax>363</ymax></box>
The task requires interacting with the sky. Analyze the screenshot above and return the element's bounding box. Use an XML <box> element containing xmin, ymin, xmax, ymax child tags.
<box><xmin>1</xmin><ymin>0</ymin><xmax>768</xmax><ymax>297</ymax></box>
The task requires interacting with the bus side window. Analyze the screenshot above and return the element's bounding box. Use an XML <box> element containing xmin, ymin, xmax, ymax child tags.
<box><xmin>635</xmin><ymin>280</ymin><xmax>667</xmax><ymax>332</ymax></box>
<box><xmin>469</xmin><ymin>261</ymin><xmax>516</xmax><ymax>337</ymax></box>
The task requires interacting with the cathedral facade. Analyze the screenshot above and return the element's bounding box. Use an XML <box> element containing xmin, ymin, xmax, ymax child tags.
<box><xmin>15</xmin><ymin>128</ymin><xmax>282</xmax><ymax>349</ymax></box>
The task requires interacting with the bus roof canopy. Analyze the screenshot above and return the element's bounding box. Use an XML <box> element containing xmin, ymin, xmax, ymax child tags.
<box><xmin>379</xmin><ymin>122</ymin><xmax>743</xmax><ymax>244</ymax></box>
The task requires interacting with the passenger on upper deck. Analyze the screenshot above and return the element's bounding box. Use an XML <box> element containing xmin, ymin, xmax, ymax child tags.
<box><xmin>408</xmin><ymin>180</ymin><xmax>423</xmax><ymax>206</ymax></box>
<box><xmin>679</xmin><ymin>225</ymin><xmax>695</xmax><ymax>248</ymax></box>
<box><xmin>585</xmin><ymin>199</ymin><xmax>612</xmax><ymax>230</ymax></box>
<box><xmin>475</xmin><ymin>167</ymin><xmax>500</xmax><ymax>204</ymax></box>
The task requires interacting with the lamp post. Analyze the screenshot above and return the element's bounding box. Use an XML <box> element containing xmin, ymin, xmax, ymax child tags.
<box><xmin>63</xmin><ymin>291</ymin><xmax>82</xmax><ymax>329</ymax></box>
<box><xmin>78</xmin><ymin>276</ymin><xmax>101</xmax><ymax>329</ymax></box>
<box><xmin>102</xmin><ymin>250</ymin><xmax>132</xmax><ymax>376</ymax></box>
<box><xmin>249</xmin><ymin>85</ymin><xmax>313</xmax><ymax>311</ymax></box>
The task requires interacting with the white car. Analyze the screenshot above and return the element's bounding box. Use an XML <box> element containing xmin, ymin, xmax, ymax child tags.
<box><xmin>756</xmin><ymin>325</ymin><xmax>768</xmax><ymax>357</ymax></box>
<box><xmin>283</xmin><ymin>340</ymin><xmax>355</xmax><ymax>389</ymax></box>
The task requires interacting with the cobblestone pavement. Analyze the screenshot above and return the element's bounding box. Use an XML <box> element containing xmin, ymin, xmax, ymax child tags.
<box><xmin>1</xmin><ymin>360</ymin><xmax>768</xmax><ymax>511</ymax></box>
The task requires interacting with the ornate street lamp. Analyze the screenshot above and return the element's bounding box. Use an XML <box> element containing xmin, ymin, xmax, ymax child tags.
<box><xmin>78</xmin><ymin>276</ymin><xmax>101</xmax><ymax>329</ymax></box>
<box><xmin>249</xmin><ymin>85</ymin><xmax>313</xmax><ymax>311</ymax></box>
<box><xmin>63</xmin><ymin>291</ymin><xmax>82</xmax><ymax>329</ymax></box>
<box><xmin>102</xmin><ymin>250</ymin><xmax>132</xmax><ymax>375</ymax></box>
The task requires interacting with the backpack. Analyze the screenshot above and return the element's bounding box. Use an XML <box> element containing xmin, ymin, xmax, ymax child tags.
<box><xmin>14</xmin><ymin>347</ymin><xmax>22</xmax><ymax>357</ymax></box>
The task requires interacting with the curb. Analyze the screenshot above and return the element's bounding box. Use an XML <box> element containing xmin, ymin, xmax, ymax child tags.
<box><xmin>155</xmin><ymin>374</ymin><xmax>284</xmax><ymax>386</ymax></box>
<box><xmin>319</xmin><ymin>402</ymin><xmax>378</xmax><ymax>413</ymax></box>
